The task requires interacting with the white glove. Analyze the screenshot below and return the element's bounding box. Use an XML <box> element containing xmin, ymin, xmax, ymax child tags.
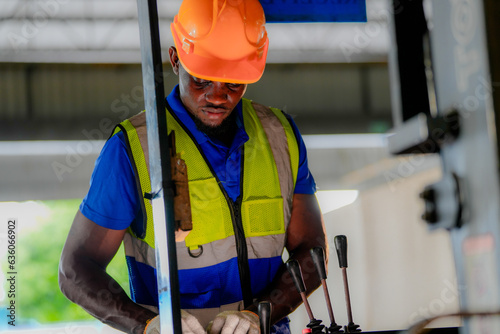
<box><xmin>181</xmin><ymin>310</ymin><xmax>207</xmax><ymax>334</ymax></box>
<box><xmin>144</xmin><ymin>315</ymin><xmax>160</xmax><ymax>334</ymax></box>
<box><xmin>144</xmin><ymin>311</ymin><xmax>206</xmax><ymax>334</ymax></box>
<box><xmin>207</xmin><ymin>311</ymin><xmax>260</xmax><ymax>334</ymax></box>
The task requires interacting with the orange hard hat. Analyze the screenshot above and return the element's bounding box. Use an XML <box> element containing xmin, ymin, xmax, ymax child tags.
<box><xmin>171</xmin><ymin>0</ymin><xmax>269</xmax><ymax>84</ymax></box>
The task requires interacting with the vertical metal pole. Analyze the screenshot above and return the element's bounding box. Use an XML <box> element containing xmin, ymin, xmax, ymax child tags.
<box><xmin>387</xmin><ymin>0</ymin><xmax>431</xmax><ymax>126</ymax></box>
<box><xmin>136</xmin><ymin>1</ymin><xmax>181</xmax><ymax>333</ymax></box>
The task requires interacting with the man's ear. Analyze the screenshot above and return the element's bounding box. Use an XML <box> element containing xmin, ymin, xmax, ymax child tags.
<box><xmin>169</xmin><ymin>46</ymin><xmax>180</xmax><ymax>75</ymax></box>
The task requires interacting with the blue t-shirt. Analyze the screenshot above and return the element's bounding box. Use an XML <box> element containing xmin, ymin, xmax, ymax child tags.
<box><xmin>80</xmin><ymin>86</ymin><xmax>316</xmax><ymax>230</ymax></box>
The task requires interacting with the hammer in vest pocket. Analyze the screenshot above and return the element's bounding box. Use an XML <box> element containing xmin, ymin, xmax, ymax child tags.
<box><xmin>170</xmin><ymin>131</ymin><xmax>193</xmax><ymax>233</ymax></box>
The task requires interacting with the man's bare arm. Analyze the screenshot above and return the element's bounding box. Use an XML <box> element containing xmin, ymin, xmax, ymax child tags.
<box><xmin>246</xmin><ymin>193</ymin><xmax>328</xmax><ymax>324</ymax></box>
<box><xmin>58</xmin><ymin>210</ymin><xmax>157</xmax><ymax>334</ymax></box>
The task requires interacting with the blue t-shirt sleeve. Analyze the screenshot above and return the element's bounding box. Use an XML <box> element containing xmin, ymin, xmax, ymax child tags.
<box><xmin>285</xmin><ymin>114</ymin><xmax>317</xmax><ymax>195</ymax></box>
<box><xmin>80</xmin><ymin>132</ymin><xmax>140</xmax><ymax>230</ymax></box>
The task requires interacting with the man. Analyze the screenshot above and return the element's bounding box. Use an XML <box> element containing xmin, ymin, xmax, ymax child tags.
<box><xmin>58</xmin><ymin>0</ymin><xmax>327</xmax><ymax>333</ymax></box>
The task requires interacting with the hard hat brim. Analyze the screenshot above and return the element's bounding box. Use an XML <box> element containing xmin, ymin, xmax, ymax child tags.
<box><xmin>171</xmin><ymin>24</ymin><xmax>268</xmax><ymax>84</ymax></box>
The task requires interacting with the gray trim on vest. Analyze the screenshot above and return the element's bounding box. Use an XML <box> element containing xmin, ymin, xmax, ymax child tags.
<box><xmin>177</xmin><ymin>234</ymin><xmax>285</xmax><ymax>270</ymax></box>
<box><xmin>176</xmin><ymin>236</ymin><xmax>236</xmax><ymax>270</ymax></box>
<box><xmin>251</xmin><ymin>102</ymin><xmax>294</xmax><ymax>229</ymax></box>
<box><xmin>128</xmin><ymin>112</ymin><xmax>151</xmax><ymax>174</ymax></box>
<box><xmin>246</xmin><ymin>234</ymin><xmax>286</xmax><ymax>259</ymax></box>
<box><xmin>141</xmin><ymin>288</ymin><xmax>245</xmax><ymax>328</ymax></box>
<box><xmin>126</xmin><ymin>229</ymin><xmax>285</xmax><ymax>271</ymax></box>
<box><xmin>123</xmin><ymin>233</ymin><xmax>156</xmax><ymax>267</ymax></box>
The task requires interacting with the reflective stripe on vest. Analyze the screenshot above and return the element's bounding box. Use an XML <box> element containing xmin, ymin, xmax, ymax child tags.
<box><xmin>114</xmin><ymin>98</ymin><xmax>299</xmax><ymax>311</ymax></box>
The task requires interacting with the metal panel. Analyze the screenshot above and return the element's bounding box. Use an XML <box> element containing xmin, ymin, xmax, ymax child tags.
<box><xmin>0</xmin><ymin>64</ymin><xmax>27</xmax><ymax>119</ymax></box>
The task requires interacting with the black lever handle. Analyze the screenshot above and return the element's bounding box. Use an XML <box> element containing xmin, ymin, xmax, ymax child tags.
<box><xmin>311</xmin><ymin>246</ymin><xmax>344</xmax><ymax>333</ymax></box>
<box><xmin>258</xmin><ymin>301</ymin><xmax>272</xmax><ymax>334</ymax></box>
<box><xmin>310</xmin><ymin>247</ymin><xmax>327</xmax><ymax>280</ymax></box>
<box><xmin>334</xmin><ymin>235</ymin><xmax>348</xmax><ymax>268</ymax></box>
<box><xmin>286</xmin><ymin>259</ymin><xmax>306</xmax><ymax>293</ymax></box>
<box><xmin>286</xmin><ymin>259</ymin><xmax>317</xmax><ymax>322</ymax></box>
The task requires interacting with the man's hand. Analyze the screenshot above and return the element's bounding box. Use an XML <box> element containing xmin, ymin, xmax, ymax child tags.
<box><xmin>144</xmin><ymin>311</ymin><xmax>206</xmax><ymax>334</ymax></box>
<box><xmin>207</xmin><ymin>311</ymin><xmax>260</xmax><ymax>334</ymax></box>
<box><xmin>182</xmin><ymin>310</ymin><xmax>207</xmax><ymax>334</ymax></box>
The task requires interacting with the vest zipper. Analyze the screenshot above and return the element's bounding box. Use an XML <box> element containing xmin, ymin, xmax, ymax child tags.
<box><xmin>227</xmin><ymin>154</ymin><xmax>253</xmax><ymax>308</ymax></box>
<box><xmin>167</xmin><ymin>104</ymin><xmax>253</xmax><ymax>307</ymax></box>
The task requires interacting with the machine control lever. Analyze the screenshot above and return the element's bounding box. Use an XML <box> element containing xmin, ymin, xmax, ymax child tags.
<box><xmin>335</xmin><ymin>236</ymin><xmax>362</xmax><ymax>333</ymax></box>
<box><xmin>287</xmin><ymin>259</ymin><xmax>307</xmax><ymax>294</ymax></box>
<box><xmin>334</xmin><ymin>236</ymin><xmax>348</xmax><ymax>268</ymax></box>
<box><xmin>258</xmin><ymin>301</ymin><xmax>272</xmax><ymax>334</ymax></box>
<box><xmin>286</xmin><ymin>259</ymin><xmax>325</xmax><ymax>334</ymax></box>
<box><xmin>311</xmin><ymin>247</ymin><xmax>343</xmax><ymax>333</ymax></box>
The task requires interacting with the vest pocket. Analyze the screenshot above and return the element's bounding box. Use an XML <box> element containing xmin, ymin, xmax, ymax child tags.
<box><xmin>185</xmin><ymin>177</ymin><xmax>228</xmax><ymax>249</ymax></box>
<box><xmin>242</xmin><ymin>198</ymin><xmax>285</xmax><ymax>237</ymax></box>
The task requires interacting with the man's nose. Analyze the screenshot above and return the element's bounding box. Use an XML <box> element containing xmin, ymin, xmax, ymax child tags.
<box><xmin>205</xmin><ymin>82</ymin><xmax>228</xmax><ymax>104</ymax></box>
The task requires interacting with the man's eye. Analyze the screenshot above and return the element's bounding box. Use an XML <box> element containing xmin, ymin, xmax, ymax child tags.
<box><xmin>194</xmin><ymin>78</ymin><xmax>210</xmax><ymax>86</ymax></box>
<box><xmin>227</xmin><ymin>83</ymin><xmax>242</xmax><ymax>89</ymax></box>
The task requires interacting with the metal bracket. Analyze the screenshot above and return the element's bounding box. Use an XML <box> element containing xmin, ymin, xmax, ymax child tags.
<box><xmin>387</xmin><ymin>109</ymin><xmax>460</xmax><ymax>155</ymax></box>
<box><xmin>420</xmin><ymin>172</ymin><xmax>468</xmax><ymax>230</ymax></box>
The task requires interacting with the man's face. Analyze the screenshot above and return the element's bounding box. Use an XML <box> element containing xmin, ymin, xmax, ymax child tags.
<box><xmin>170</xmin><ymin>48</ymin><xmax>247</xmax><ymax>128</ymax></box>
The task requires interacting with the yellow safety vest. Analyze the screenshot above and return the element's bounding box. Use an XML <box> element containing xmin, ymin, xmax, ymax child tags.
<box><xmin>113</xmin><ymin>98</ymin><xmax>299</xmax><ymax>323</ymax></box>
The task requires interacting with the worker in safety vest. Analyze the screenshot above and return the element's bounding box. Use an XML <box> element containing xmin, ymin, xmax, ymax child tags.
<box><xmin>59</xmin><ymin>0</ymin><xmax>327</xmax><ymax>333</ymax></box>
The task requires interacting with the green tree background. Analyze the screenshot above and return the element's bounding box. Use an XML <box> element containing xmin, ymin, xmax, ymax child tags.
<box><xmin>2</xmin><ymin>199</ymin><xmax>130</xmax><ymax>326</ymax></box>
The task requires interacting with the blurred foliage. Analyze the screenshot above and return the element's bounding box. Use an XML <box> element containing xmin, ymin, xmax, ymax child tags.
<box><xmin>2</xmin><ymin>199</ymin><xmax>129</xmax><ymax>325</ymax></box>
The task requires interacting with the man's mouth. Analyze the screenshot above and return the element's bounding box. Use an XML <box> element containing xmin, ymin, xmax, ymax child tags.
<box><xmin>202</xmin><ymin>107</ymin><xmax>227</xmax><ymax>118</ymax></box>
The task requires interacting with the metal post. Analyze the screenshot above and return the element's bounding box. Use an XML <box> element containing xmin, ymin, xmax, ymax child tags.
<box><xmin>136</xmin><ymin>1</ymin><xmax>181</xmax><ymax>333</ymax></box>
